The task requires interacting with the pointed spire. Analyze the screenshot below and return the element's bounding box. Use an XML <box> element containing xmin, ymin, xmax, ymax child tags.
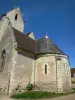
<box><xmin>45</xmin><ymin>32</ymin><xmax>49</xmax><ymax>38</ymax></box>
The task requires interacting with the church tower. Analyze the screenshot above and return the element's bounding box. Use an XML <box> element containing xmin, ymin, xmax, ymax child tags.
<box><xmin>6</xmin><ymin>7</ymin><xmax>24</xmax><ymax>33</ymax></box>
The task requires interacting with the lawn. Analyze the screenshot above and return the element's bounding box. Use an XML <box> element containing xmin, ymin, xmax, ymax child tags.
<box><xmin>11</xmin><ymin>88</ymin><xmax>75</xmax><ymax>99</ymax></box>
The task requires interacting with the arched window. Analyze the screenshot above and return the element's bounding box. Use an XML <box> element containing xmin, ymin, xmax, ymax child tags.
<box><xmin>45</xmin><ymin>64</ymin><xmax>47</xmax><ymax>74</ymax></box>
<box><xmin>0</xmin><ymin>49</ymin><xmax>6</xmax><ymax>72</ymax></box>
<box><xmin>15</xmin><ymin>14</ymin><xmax>18</xmax><ymax>20</ymax></box>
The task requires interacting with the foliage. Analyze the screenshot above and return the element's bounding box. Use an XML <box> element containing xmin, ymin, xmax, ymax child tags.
<box><xmin>26</xmin><ymin>82</ymin><xmax>33</xmax><ymax>91</ymax></box>
<box><xmin>11</xmin><ymin>91</ymin><xmax>64</xmax><ymax>99</ymax></box>
<box><xmin>15</xmin><ymin>85</ymin><xmax>20</xmax><ymax>91</ymax></box>
<box><xmin>11</xmin><ymin>88</ymin><xmax>75</xmax><ymax>99</ymax></box>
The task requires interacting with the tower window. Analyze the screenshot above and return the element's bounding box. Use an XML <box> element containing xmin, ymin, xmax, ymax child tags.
<box><xmin>0</xmin><ymin>49</ymin><xmax>6</xmax><ymax>72</ymax></box>
<box><xmin>45</xmin><ymin>64</ymin><xmax>47</xmax><ymax>74</ymax></box>
<box><xmin>15</xmin><ymin>14</ymin><xmax>18</xmax><ymax>20</ymax></box>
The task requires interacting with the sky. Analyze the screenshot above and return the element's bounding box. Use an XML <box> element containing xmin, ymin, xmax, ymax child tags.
<box><xmin>0</xmin><ymin>0</ymin><xmax>75</xmax><ymax>68</ymax></box>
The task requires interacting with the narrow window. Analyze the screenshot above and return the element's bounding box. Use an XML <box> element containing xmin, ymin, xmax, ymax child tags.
<box><xmin>45</xmin><ymin>64</ymin><xmax>47</xmax><ymax>74</ymax></box>
<box><xmin>0</xmin><ymin>49</ymin><xmax>6</xmax><ymax>72</ymax></box>
<box><xmin>15</xmin><ymin>14</ymin><xmax>18</xmax><ymax>20</ymax></box>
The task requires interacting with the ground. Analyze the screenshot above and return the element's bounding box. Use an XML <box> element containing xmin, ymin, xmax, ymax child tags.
<box><xmin>0</xmin><ymin>93</ymin><xmax>75</xmax><ymax>100</ymax></box>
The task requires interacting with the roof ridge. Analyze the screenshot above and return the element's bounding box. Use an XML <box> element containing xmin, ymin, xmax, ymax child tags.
<box><xmin>26</xmin><ymin>32</ymin><xmax>32</xmax><ymax>35</ymax></box>
<box><xmin>13</xmin><ymin>28</ymin><xmax>36</xmax><ymax>42</ymax></box>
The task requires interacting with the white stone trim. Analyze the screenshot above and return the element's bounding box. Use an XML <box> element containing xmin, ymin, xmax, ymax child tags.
<box><xmin>37</xmin><ymin>54</ymin><xmax>68</xmax><ymax>59</ymax></box>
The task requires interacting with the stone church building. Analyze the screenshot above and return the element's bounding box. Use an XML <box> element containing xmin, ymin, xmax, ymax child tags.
<box><xmin>0</xmin><ymin>7</ymin><xmax>71</xmax><ymax>95</ymax></box>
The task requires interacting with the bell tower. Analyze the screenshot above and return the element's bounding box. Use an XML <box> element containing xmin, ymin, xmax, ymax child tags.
<box><xmin>6</xmin><ymin>7</ymin><xmax>24</xmax><ymax>33</ymax></box>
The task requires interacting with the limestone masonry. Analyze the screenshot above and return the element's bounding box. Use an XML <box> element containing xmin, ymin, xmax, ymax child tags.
<box><xmin>0</xmin><ymin>7</ymin><xmax>71</xmax><ymax>95</ymax></box>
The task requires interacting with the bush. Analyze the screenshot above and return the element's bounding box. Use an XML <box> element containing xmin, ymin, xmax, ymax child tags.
<box><xmin>26</xmin><ymin>82</ymin><xmax>33</xmax><ymax>91</ymax></box>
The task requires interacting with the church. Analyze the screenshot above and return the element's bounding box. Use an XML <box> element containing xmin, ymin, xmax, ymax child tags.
<box><xmin>0</xmin><ymin>7</ymin><xmax>71</xmax><ymax>95</ymax></box>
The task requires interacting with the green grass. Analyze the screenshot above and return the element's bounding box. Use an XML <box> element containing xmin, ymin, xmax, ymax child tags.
<box><xmin>11</xmin><ymin>88</ymin><xmax>75</xmax><ymax>99</ymax></box>
<box><xmin>11</xmin><ymin>92</ymin><xmax>68</xmax><ymax>99</ymax></box>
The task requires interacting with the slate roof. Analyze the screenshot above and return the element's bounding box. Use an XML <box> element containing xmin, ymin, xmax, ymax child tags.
<box><xmin>13</xmin><ymin>28</ymin><xmax>65</xmax><ymax>56</ymax></box>
<box><xmin>13</xmin><ymin>28</ymin><xmax>36</xmax><ymax>54</ymax></box>
<box><xmin>37</xmin><ymin>36</ymin><xmax>65</xmax><ymax>55</ymax></box>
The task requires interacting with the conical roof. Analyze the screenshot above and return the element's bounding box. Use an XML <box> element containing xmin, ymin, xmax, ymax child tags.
<box><xmin>37</xmin><ymin>35</ymin><xmax>65</xmax><ymax>55</ymax></box>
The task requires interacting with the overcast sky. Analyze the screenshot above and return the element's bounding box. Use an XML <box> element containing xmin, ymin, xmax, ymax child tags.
<box><xmin>0</xmin><ymin>0</ymin><xmax>75</xmax><ymax>67</ymax></box>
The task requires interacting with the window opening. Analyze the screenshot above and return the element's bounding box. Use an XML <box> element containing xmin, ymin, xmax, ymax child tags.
<box><xmin>45</xmin><ymin>64</ymin><xmax>47</xmax><ymax>74</ymax></box>
<box><xmin>15</xmin><ymin>14</ymin><xmax>18</xmax><ymax>20</ymax></box>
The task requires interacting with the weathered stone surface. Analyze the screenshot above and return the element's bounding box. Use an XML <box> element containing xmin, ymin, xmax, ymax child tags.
<box><xmin>0</xmin><ymin>16</ymin><xmax>17</xmax><ymax>94</ymax></box>
<box><xmin>35</xmin><ymin>55</ymin><xmax>57</xmax><ymax>92</ymax></box>
<box><xmin>36</xmin><ymin>81</ymin><xmax>57</xmax><ymax>92</ymax></box>
<box><xmin>35</xmin><ymin>54</ymin><xmax>71</xmax><ymax>93</ymax></box>
<box><xmin>13</xmin><ymin>53</ymin><xmax>35</xmax><ymax>90</ymax></box>
<box><xmin>57</xmin><ymin>56</ymin><xmax>72</xmax><ymax>92</ymax></box>
<box><xmin>6</xmin><ymin>8</ymin><xmax>24</xmax><ymax>33</ymax></box>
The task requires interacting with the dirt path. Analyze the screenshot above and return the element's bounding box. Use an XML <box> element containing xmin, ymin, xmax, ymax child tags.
<box><xmin>0</xmin><ymin>93</ymin><xmax>75</xmax><ymax>100</ymax></box>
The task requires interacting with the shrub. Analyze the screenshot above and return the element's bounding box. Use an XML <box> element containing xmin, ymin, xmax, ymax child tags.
<box><xmin>26</xmin><ymin>82</ymin><xmax>33</xmax><ymax>91</ymax></box>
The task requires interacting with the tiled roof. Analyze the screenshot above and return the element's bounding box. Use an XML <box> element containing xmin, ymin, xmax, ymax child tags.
<box><xmin>13</xmin><ymin>28</ymin><xmax>36</xmax><ymax>54</ymax></box>
<box><xmin>13</xmin><ymin>28</ymin><xmax>66</xmax><ymax>56</ymax></box>
<box><xmin>37</xmin><ymin>37</ymin><xmax>65</xmax><ymax>55</ymax></box>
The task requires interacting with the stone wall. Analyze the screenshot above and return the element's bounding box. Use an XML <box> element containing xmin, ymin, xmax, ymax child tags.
<box><xmin>35</xmin><ymin>54</ymin><xmax>57</xmax><ymax>92</ymax></box>
<box><xmin>12</xmin><ymin>51</ymin><xmax>35</xmax><ymax>91</ymax></box>
<box><xmin>0</xmin><ymin>17</ymin><xmax>17</xmax><ymax>94</ymax></box>
<box><xmin>56</xmin><ymin>55</ymin><xmax>72</xmax><ymax>92</ymax></box>
<box><xmin>6</xmin><ymin>8</ymin><xmax>24</xmax><ymax>33</ymax></box>
<box><xmin>0</xmin><ymin>15</ymin><xmax>35</xmax><ymax>95</ymax></box>
<box><xmin>62</xmin><ymin>57</ymin><xmax>72</xmax><ymax>92</ymax></box>
<box><xmin>35</xmin><ymin>54</ymin><xmax>71</xmax><ymax>92</ymax></box>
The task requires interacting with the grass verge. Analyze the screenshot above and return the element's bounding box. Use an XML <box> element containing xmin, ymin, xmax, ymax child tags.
<box><xmin>11</xmin><ymin>88</ymin><xmax>75</xmax><ymax>99</ymax></box>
